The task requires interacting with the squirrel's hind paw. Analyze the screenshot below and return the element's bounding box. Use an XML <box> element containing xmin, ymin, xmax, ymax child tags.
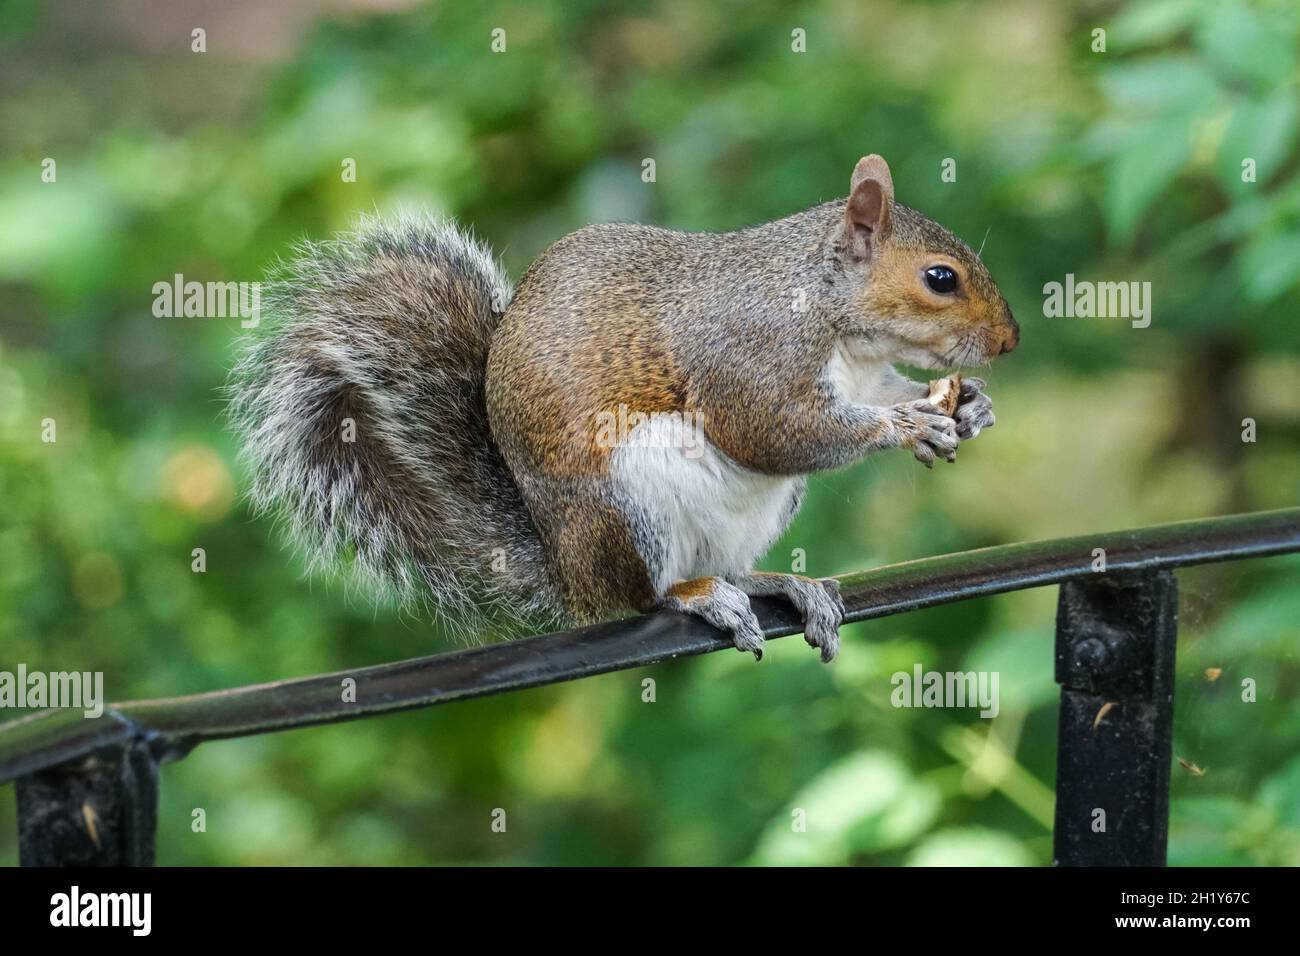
<box><xmin>806</xmin><ymin>580</ymin><xmax>847</xmax><ymax>660</ymax></box>
<box><xmin>727</xmin><ymin>572</ymin><xmax>845</xmax><ymax>663</ymax></box>
<box><xmin>659</xmin><ymin>577</ymin><xmax>766</xmax><ymax>660</ymax></box>
<box><xmin>802</xmin><ymin>578</ymin><xmax>844</xmax><ymax>663</ymax></box>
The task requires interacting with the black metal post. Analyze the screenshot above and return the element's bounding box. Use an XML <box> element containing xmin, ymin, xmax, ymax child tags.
<box><xmin>1053</xmin><ymin>570</ymin><xmax>1177</xmax><ymax>866</ymax></box>
<box><xmin>16</xmin><ymin>739</ymin><xmax>158</xmax><ymax>866</ymax></box>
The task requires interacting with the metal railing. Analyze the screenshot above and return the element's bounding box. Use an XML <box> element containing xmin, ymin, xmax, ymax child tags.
<box><xmin>3</xmin><ymin>507</ymin><xmax>1299</xmax><ymax>866</ymax></box>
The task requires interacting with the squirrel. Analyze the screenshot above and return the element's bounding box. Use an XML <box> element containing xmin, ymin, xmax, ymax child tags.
<box><xmin>229</xmin><ymin>154</ymin><xmax>1018</xmax><ymax>662</ymax></box>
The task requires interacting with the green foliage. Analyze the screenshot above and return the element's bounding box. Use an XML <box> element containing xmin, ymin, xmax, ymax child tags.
<box><xmin>1095</xmin><ymin>0</ymin><xmax>1300</xmax><ymax>347</ymax></box>
<box><xmin>1</xmin><ymin>0</ymin><xmax>1298</xmax><ymax>865</ymax></box>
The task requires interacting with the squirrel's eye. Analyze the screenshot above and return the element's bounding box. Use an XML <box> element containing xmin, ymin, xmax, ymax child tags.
<box><xmin>924</xmin><ymin>265</ymin><xmax>958</xmax><ymax>294</ymax></box>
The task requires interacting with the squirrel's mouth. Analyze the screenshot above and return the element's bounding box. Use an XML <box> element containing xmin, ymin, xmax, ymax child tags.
<box><xmin>913</xmin><ymin>347</ymin><xmax>971</xmax><ymax>372</ymax></box>
<box><xmin>935</xmin><ymin>332</ymin><xmax>1000</xmax><ymax>370</ymax></box>
<box><xmin>892</xmin><ymin>333</ymin><xmax>992</xmax><ymax>371</ymax></box>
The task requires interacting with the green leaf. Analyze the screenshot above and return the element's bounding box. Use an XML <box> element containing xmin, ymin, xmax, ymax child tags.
<box><xmin>1260</xmin><ymin>754</ymin><xmax>1300</xmax><ymax>828</ymax></box>
<box><xmin>1219</xmin><ymin>89</ymin><xmax>1300</xmax><ymax>186</ymax></box>
<box><xmin>1110</xmin><ymin>0</ymin><xmax>1202</xmax><ymax>51</ymax></box>
<box><xmin>1197</xmin><ymin>1</ymin><xmax>1297</xmax><ymax>91</ymax></box>
<box><xmin>1104</xmin><ymin>118</ymin><xmax>1194</xmax><ymax>244</ymax></box>
<box><xmin>1238</xmin><ymin>231</ymin><xmax>1300</xmax><ymax>302</ymax></box>
<box><xmin>905</xmin><ymin>827</ymin><xmax>1035</xmax><ymax>867</ymax></box>
<box><xmin>1168</xmin><ymin>796</ymin><xmax>1260</xmax><ymax>866</ymax></box>
<box><xmin>1101</xmin><ymin>55</ymin><xmax>1221</xmax><ymax>114</ymax></box>
<box><xmin>1204</xmin><ymin>583</ymin><xmax>1300</xmax><ymax>654</ymax></box>
<box><xmin>749</xmin><ymin>750</ymin><xmax>941</xmax><ymax>865</ymax></box>
<box><xmin>963</xmin><ymin>625</ymin><xmax>1058</xmax><ymax>711</ymax></box>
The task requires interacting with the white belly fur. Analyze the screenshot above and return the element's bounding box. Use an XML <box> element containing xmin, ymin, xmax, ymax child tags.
<box><xmin>824</xmin><ymin>340</ymin><xmax>897</xmax><ymax>405</ymax></box>
<box><xmin>609</xmin><ymin>415</ymin><xmax>801</xmax><ymax>593</ymax></box>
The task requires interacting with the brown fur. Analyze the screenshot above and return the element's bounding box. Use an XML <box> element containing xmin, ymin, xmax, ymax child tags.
<box><xmin>665</xmin><ymin>577</ymin><xmax>720</xmax><ymax>605</ymax></box>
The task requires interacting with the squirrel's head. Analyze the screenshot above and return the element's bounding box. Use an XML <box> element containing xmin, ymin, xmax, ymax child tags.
<box><xmin>831</xmin><ymin>154</ymin><xmax>1018</xmax><ymax>369</ymax></box>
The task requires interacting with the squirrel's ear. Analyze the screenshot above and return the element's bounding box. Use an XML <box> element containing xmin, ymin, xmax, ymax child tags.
<box><xmin>844</xmin><ymin>154</ymin><xmax>894</xmax><ymax>263</ymax></box>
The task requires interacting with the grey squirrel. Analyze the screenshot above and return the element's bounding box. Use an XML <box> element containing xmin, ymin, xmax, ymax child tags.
<box><xmin>229</xmin><ymin>154</ymin><xmax>1018</xmax><ymax>662</ymax></box>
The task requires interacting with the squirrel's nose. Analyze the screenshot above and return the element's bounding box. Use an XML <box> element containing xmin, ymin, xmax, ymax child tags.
<box><xmin>999</xmin><ymin>316</ymin><xmax>1020</xmax><ymax>355</ymax></box>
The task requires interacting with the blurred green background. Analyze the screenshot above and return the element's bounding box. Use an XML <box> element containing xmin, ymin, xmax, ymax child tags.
<box><xmin>2</xmin><ymin>0</ymin><xmax>1299</xmax><ymax>865</ymax></box>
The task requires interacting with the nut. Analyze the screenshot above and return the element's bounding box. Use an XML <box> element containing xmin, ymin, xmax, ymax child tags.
<box><xmin>926</xmin><ymin>374</ymin><xmax>962</xmax><ymax>417</ymax></box>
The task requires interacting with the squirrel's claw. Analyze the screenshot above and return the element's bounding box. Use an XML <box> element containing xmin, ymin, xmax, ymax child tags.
<box><xmin>659</xmin><ymin>578</ymin><xmax>766</xmax><ymax>660</ymax></box>
<box><xmin>804</xmin><ymin>578</ymin><xmax>845</xmax><ymax>663</ymax></box>
<box><xmin>722</xmin><ymin>573</ymin><xmax>845</xmax><ymax>663</ymax></box>
<box><xmin>895</xmin><ymin>399</ymin><xmax>959</xmax><ymax>467</ymax></box>
<box><xmin>954</xmin><ymin>383</ymin><xmax>996</xmax><ymax>441</ymax></box>
<box><xmin>821</xmin><ymin>577</ymin><xmax>846</xmax><ymax>618</ymax></box>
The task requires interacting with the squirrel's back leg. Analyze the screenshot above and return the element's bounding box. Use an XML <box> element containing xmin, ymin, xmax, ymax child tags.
<box><xmin>525</xmin><ymin>471</ymin><xmax>844</xmax><ymax>661</ymax></box>
<box><xmin>531</xmin><ymin>483</ymin><xmax>658</xmax><ymax>624</ymax></box>
<box><xmin>727</xmin><ymin>572</ymin><xmax>845</xmax><ymax>663</ymax></box>
<box><xmin>602</xmin><ymin>423</ymin><xmax>846</xmax><ymax>660</ymax></box>
<box><xmin>522</xmin><ymin>478</ymin><xmax>772</xmax><ymax>659</ymax></box>
<box><xmin>655</xmin><ymin>571</ymin><xmax>845</xmax><ymax>662</ymax></box>
<box><xmin>657</xmin><ymin>577</ymin><xmax>766</xmax><ymax>659</ymax></box>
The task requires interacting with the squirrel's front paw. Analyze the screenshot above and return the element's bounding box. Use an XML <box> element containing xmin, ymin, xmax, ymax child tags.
<box><xmin>659</xmin><ymin>577</ymin><xmax>766</xmax><ymax>660</ymax></box>
<box><xmin>954</xmin><ymin>377</ymin><xmax>995</xmax><ymax>441</ymax></box>
<box><xmin>891</xmin><ymin>400</ymin><xmax>959</xmax><ymax>468</ymax></box>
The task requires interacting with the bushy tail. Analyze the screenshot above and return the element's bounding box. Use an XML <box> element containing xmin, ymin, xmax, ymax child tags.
<box><xmin>228</xmin><ymin>213</ymin><xmax>560</xmax><ymax>632</ymax></box>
